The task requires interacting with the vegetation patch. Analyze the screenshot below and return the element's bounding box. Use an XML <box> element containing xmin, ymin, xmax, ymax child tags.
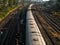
<box><xmin>0</xmin><ymin>5</ymin><xmax>21</xmax><ymax>21</ymax></box>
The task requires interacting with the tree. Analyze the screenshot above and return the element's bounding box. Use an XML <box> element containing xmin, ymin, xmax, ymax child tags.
<box><xmin>8</xmin><ymin>0</ymin><xmax>18</xmax><ymax>7</ymax></box>
<box><xmin>0</xmin><ymin>0</ymin><xmax>1</xmax><ymax>4</ymax></box>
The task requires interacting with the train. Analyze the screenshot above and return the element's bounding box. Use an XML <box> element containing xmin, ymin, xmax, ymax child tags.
<box><xmin>26</xmin><ymin>4</ymin><xmax>46</xmax><ymax>45</ymax></box>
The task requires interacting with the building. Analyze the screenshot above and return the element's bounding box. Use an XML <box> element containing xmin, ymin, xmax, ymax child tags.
<box><xmin>50</xmin><ymin>0</ymin><xmax>57</xmax><ymax>4</ymax></box>
<box><xmin>50</xmin><ymin>0</ymin><xmax>57</xmax><ymax>1</ymax></box>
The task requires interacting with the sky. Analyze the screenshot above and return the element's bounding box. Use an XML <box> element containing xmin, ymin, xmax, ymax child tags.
<box><xmin>43</xmin><ymin>0</ymin><xmax>50</xmax><ymax>1</ymax></box>
<box><xmin>31</xmin><ymin>0</ymin><xmax>50</xmax><ymax>1</ymax></box>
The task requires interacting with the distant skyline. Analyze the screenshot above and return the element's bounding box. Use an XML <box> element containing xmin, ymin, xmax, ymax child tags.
<box><xmin>19</xmin><ymin>0</ymin><xmax>50</xmax><ymax>2</ymax></box>
<box><xmin>32</xmin><ymin>0</ymin><xmax>40</xmax><ymax>1</ymax></box>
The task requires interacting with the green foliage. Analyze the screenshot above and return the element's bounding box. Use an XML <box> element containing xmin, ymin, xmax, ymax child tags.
<box><xmin>0</xmin><ymin>12</ymin><xmax>6</xmax><ymax>18</ymax></box>
<box><xmin>0</xmin><ymin>0</ymin><xmax>19</xmax><ymax>20</ymax></box>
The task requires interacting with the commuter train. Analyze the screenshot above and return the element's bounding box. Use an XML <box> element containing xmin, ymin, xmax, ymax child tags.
<box><xmin>26</xmin><ymin>4</ymin><xmax>46</xmax><ymax>45</ymax></box>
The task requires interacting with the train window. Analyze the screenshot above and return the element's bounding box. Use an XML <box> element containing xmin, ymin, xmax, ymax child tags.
<box><xmin>29</xmin><ymin>23</ymin><xmax>33</xmax><ymax>25</ymax></box>
<box><xmin>30</xmin><ymin>24</ymin><xmax>34</xmax><ymax>28</ymax></box>
<box><xmin>33</xmin><ymin>38</ymin><xmax>38</xmax><ymax>41</ymax></box>
<box><xmin>27</xmin><ymin>18</ymin><xmax>33</xmax><ymax>20</ymax></box>
<box><xmin>31</xmin><ymin>31</ymin><xmax>37</xmax><ymax>33</ymax></box>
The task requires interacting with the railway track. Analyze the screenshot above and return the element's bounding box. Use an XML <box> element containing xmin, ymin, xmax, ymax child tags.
<box><xmin>31</xmin><ymin>6</ymin><xmax>60</xmax><ymax>45</ymax></box>
<box><xmin>0</xmin><ymin>6</ymin><xmax>28</xmax><ymax>45</ymax></box>
<box><xmin>44</xmin><ymin>13</ymin><xmax>60</xmax><ymax>30</ymax></box>
<box><xmin>41</xmin><ymin>13</ymin><xmax>60</xmax><ymax>35</ymax></box>
<box><xmin>32</xmin><ymin>11</ymin><xmax>54</xmax><ymax>45</ymax></box>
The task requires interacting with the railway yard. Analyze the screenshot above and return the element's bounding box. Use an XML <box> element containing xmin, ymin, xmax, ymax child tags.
<box><xmin>31</xmin><ymin>5</ymin><xmax>60</xmax><ymax>45</ymax></box>
<box><xmin>0</xmin><ymin>4</ymin><xmax>60</xmax><ymax>45</ymax></box>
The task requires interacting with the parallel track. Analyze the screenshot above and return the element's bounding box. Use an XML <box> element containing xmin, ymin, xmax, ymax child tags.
<box><xmin>0</xmin><ymin>6</ymin><xmax>28</xmax><ymax>45</ymax></box>
<box><xmin>31</xmin><ymin>5</ymin><xmax>60</xmax><ymax>45</ymax></box>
